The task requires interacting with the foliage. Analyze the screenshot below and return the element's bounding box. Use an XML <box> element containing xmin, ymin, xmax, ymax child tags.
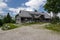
<box><xmin>3</xmin><ymin>13</ymin><xmax>12</xmax><ymax>23</ymax></box>
<box><xmin>51</xmin><ymin>16</ymin><xmax>60</xmax><ymax>24</ymax></box>
<box><xmin>0</xmin><ymin>13</ymin><xmax>16</xmax><ymax>30</ymax></box>
<box><xmin>44</xmin><ymin>0</ymin><xmax>60</xmax><ymax>24</ymax></box>
<box><xmin>45</xmin><ymin>23</ymin><xmax>60</xmax><ymax>32</ymax></box>
<box><xmin>3</xmin><ymin>13</ymin><xmax>15</xmax><ymax>23</ymax></box>
<box><xmin>22</xmin><ymin>22</ymin><xmax>44</xmax><ymax>26</ymax></box>
<box><xmin>0</xmin><ymin>19</ymin><xmax>3</xmax><ymax>27</ymax></box>
<box><xmin>11</xmin><ymin>19</ymin><xmax>16</xmax><ymax>23</ymax></box>
<box><xmin>1</xmin><ymin>23</ymin><xmax>17</xmax><ymax>30</ymax></box>
<box><xmin>44</xmin><ymin>0</ymin><xmax>60</xmax><ymax>13</ymax></box>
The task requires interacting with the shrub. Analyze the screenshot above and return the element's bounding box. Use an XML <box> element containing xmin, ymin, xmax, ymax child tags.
<box><xmin>0</xmin><ymin>19</ymin><xmax>3</xmax><ymax>27</ymax></box>
<box><xmin>45</xmin><ymin>23</ymin><xmax>60</xmax><ymax>32</ymax></box>
<box><xmin>1</xmin><ymin>23</ymin><xmax>17</xmax><ymax>30</ymax></box>
<box><xmin>11</xmin><ymin>20</ymin><xmax>16</xmax><ymax>23</ymax></box>
<box><xmin>51</xmin><ymin>16</ymin><xmax>60</xmax><ymax>24</ymax></box>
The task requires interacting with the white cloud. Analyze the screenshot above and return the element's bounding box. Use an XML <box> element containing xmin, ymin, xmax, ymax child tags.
<box><xmin>0</xmin><ymin>2</ymin><xmax>7</xmax><ymax>8</ymax></box>
<box><xmin>0</xmin><ymin>9</ymin><xmax>4</xmax><ymax>13</ymax></box>
<box><xmin>0</xmin><ymin>0</ymin><xmax>8</xmax><ymax>2</ymax></box>
<box><xmin>9</xmin><ymin>8</ymin><xmax>19</xmax><ymax>13</ymax></box>
<box><xmin>24</xmin><ymin>0</ymin><xmax>46</xmax><ymax>10</ymax></box>
<box><xmin>9</xmin><ymin>7</ymin><xmax>34</xmax><ymax>14</ymax></box>
<box><xmin>0</xmin><ymin>0</ymin><xmax>3</xmax><ymax>2</ymax></box>
<box><xmin>0</xmin><ymin>0</ymin><xmax>47</xmax><ymax>16</ymax></box>
<box><xmin>8</xmin><ymin>0</ymin><xmax>46</xmax><ymax>16</ymax></box>
<box><xmin>0</xmin><ymin>0</ymin><xmax>8</xmax><ymax>14</ymax></box>
<box><xmin>25</xmin><ymin>8</ymin><xmax>34</xmax><ymax>11</ymax></box>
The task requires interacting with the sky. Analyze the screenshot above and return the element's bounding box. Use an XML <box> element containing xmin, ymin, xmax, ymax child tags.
<box><xmin>0</xmin><ymin>0</ymin><xmax>47</xmax><ymax>17</ymax></box>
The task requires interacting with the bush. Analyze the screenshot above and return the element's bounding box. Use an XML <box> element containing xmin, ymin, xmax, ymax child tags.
<box><xmin>0</xmin><ymin>19</ymin><xmax>3</xmax><ymax>27</ymax></box>
<box><xmin>51</xmin><ymin>16</ymin><xmax>60</xmax><ymax>24</ymax></box>
<box><xmin>45</xmin><ymin>23</ymin><xmax>60</xmax><ymax>32</ymax></box>
<box><xmin>1</xmin><ymin>23</ymin><xmax>17</xmax><ymax>30</ymax></box>
<box><xmin>22</xmin><ymin>22</ymin><xmax>44</xmax><ymax>26</ymax></box>
<box><xmin>11</xmin><ymin>20</ymin><xmax>16</xmax><ymax>23</ymax></box>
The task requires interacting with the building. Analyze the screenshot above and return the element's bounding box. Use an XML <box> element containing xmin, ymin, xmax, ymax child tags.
<box><xmin>15</xmin><ymin>10</ymin><xmax>51</xmax><ymax>23</ymax></box>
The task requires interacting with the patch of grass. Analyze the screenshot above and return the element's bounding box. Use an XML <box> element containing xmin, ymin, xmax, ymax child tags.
<box><xmin>45</xmin><ymin>23</ymin><xmax>60</xmax><ymax>32</ymax></box>
<box><xmin>22</xmin><ymin>22</ymin><xmax>44</xmax><ymax>26</ymax></box>
<box><xmin>1</xmin><ymin>23</ymin><xmax>18</xmax><ymax>30</ymax></box>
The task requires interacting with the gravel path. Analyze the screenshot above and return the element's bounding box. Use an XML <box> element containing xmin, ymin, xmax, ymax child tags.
<box><xmin>0</xmin><ymin>23</ymin><xmax>60</xmax><ymax>40</ymax></box>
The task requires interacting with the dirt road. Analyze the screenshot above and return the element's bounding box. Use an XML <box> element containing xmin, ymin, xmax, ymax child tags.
<box><xmin>0</xmin><ymin>23</ymin><xmax>60</xmax><ymax>40</ymax></box>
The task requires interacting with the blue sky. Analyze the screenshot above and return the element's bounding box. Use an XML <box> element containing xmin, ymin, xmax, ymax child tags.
<box><xmin>0</xmin><ymin>0</ymin><xmax>46</xmax><ymax>17</ymax></box>
<box><xmin>5</xmin><ymin>0</ymin><xmax>28</xmax><ymax>8</ymax></box>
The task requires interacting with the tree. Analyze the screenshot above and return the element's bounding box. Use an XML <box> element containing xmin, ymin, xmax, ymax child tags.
<box><xmin>3</xmin><ymin>13</ymin><xmax>12</xmax><ymax>23</ymax></box>
<box><xmin>44</xmin><ymin>0</ymin><xmax>60</xmax><ymax>17</ymax></box>
<box><xmin>7</xmin><ymin>13</ymin><xmax>12</xmax><ymax>23</ymax></box>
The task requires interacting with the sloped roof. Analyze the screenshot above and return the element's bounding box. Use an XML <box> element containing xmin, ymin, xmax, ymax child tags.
<box><xmin>19</xmin><ymin>11</ymin><xmax>32</xmax><ymax>17</ymax></box>
<box><xmin>19</xmin><ymin>10</ymin><xmax>44</xmax><ymax>17</ymax></box>
<box><xmin>16</xmin><ymin>10</ymin><xmax>51</xmax><ymax>18</ymax></box>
